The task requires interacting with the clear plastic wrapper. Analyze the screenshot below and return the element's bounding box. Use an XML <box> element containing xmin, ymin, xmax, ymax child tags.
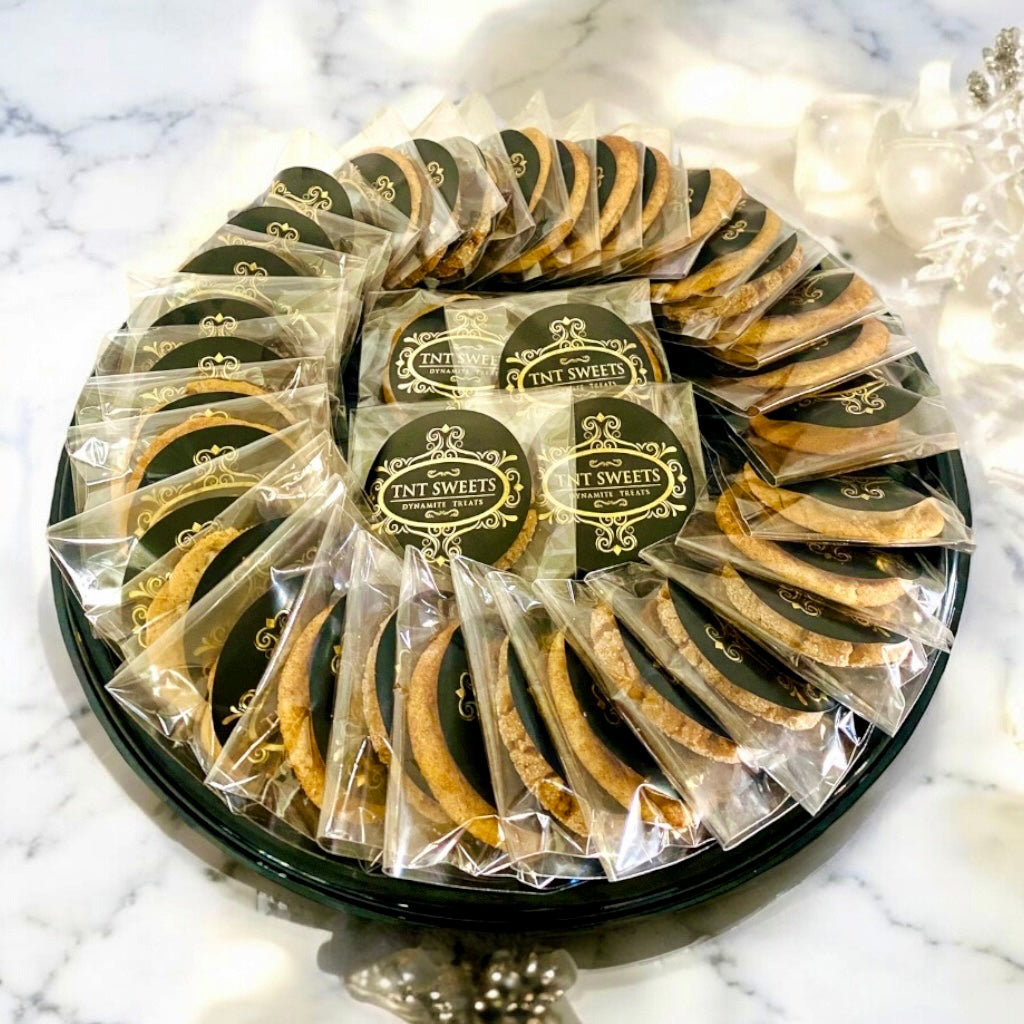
<box><xmin>536</xmin><ymin>577</ymin><xmax>791</xmax><ymax>849</ymax></box>
<box><xmin>204</xmin><ymin>507</ymin><xmax>366</xmax><ymax>842</ymax></box>
<box><xmin>66</xmin><ymin>383</ymin><xmax>334</xmax><ymax>511</ymax></box>
<box><xmin>47</xmin><ymin>423</ymin><xmax>324</xmax><ymax>627</ymax></box>
<box><xmin>383</xmin><ymin>547</ymin><xmax>511</xmax><ymax>882</ymax></box>
<box><xmin>456</xmin><ymin>92</ymin><xmax>536</xmax><ymax>280</ymax></box>
<box><xmin>355</xmin><ymin>289</ymin><xmax>502</xmax><ymax>406</ymax></box>
<box><xmin>482</xmin><ymin>92</ymin><xmax>573</xmax><ymax>281</ymax></box>
<box><xmin>105</xmin><ymin>488</ymin><xmax>347</xmax><ymax>768</ymax></box>
<box><xmin>715</xmin><ymin>362</ymin><xmax>961</xmax><ymax>484</ymax></box>
<box><xmin>96</xmin><ymin>431</ymin><xmax>353</xmax><ymax>659</ymax></box>
<box><xmin>74</xmin><ymin>356</ymin><xmax>327</xmax><ymax>426</ymax></box>
<box><xmin>336</xmin><ymin>108</ymin><xmax>461</xmax><ymax>287</ymax></box>
<box><xmin>585</xmin><ymin>560</ymin><xmax>864</xmax><ymax>814</ymax></box>
<box><xmin>447</xmin><ymin>279</ymin><xmax>668</xmax><ymax>393</ymax></box>
<box><xmin>267</xmin><ymin>129</ymin><xmax>417</xmax><ymax>276</ymax></box>
<box><xmin>675</xmin><ymin>490</ymin><xmax>954</xmax><ymax>650</ymax></box>
<box><xmin>642</xmin><ymin>541</ymin><xmax>931</xmax><ymax>735</ymax></box>
<box><xmin>94</xmin><ymin>311</ymin><xmax>341</xmax><ymax>381</ymax></box>
<box><xmin>640</xmin><ymin>167</ymin><xmax>743</xmax><ymax>281</ymax></box>
<box><xmin>714</xmin><ymin>263</ymin><xmax>886</xmax><ymax>369</ymax></box>
<box><xmin>492</xmin><ymin>569</ymin><xmax>705</xmax><ymax>880</ymax></box>
<box><xmin>728</xmin><ymin>461</ymin><xmax>975</xmax><ymax>550</ymax></box>
<box><xmin>654</xmin><ymin>230</ymin><xmax>826</xmax><ymax>342</ymax></box>
<box><xmin>537</xmin><ymin>382</ymin><xmax>704</xmax><ymax>573</ymax></box>
<box><xmin>452</xmin><ymin>557</ymin><xmax>599</xmax><ymax>882</ymax></box>
<box><xmin>349</xmin><ymin>389</ymin><xmax>575</xmax><ymax>578</ymax></box>
<box><xmin>411</xmin><ymin>99</ymin><xmax>508</xmax><ymax>285</ymax></box>
<box><xmin>533</xmin><ymin>103</ymin><xmax>601</xmax><ymax>279</ymax></box>
<box><xmin>318</xmin><ymin>530</ymin><xmax>402</xmax><ymax>863</ymax></box>
<box><xmin>692</xmin><ymin>316</ymin><xmax>917</xmax><ymax>415</ymax></box>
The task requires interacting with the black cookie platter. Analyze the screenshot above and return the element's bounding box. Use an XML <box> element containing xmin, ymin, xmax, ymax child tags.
<box><xmin>49</xmin><ymin>384</ymin><xmax>971</xmax><ymax>936</ymax></box>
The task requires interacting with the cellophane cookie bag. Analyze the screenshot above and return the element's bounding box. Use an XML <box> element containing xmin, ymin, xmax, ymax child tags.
<box><xmin>336</xmin><ymin>108</ymin><xmax>461</xmax><ymax>288</ymax></box>
<box><xmin>104</xmin><ymin>486</ymin><xmax>350</xmax><ymax>771</ymax></box>
<box><xmin>674</xmin><ymin>488</ymin><xmax>954</xmax><ymax>650</ymax></box>
<box><xmin>491</xmin><ymin>568</ymin><xmax>705</xmax><ymax>880</ymax></box>
<box><xmin>47</xmin><ymin>422</ymin><xmax>325</xmax><ymax>634</ymax></box>
<box><xmin>691</xmin><ymin>315</ymin><xmax>917</xmax><ymax>416</ymax></box>
<box><xmin>411</xmin><ymin>98</ymin><xmax>508</xmax><ymax>286</ymax></box>
<box><xmin>642</xmin><ymin>541</ymin><xmax>932</xmax><ymax>736</ymax></box>
<box><xmin>383</xmin><ymin>547</ymin><xmax>511</xmax><ymax>883</ymax></box>
<box><xmin>318</xmin><ymin>529</ymin><xmax>402</xmax><ymax>864</ymax></box>
<box><xmin>65</xmin><ymin>383</ymin><xmax>335</xmax><ymax>512</ymax></box>
<box><xmin>710</xmin><ymin>261</ymin><xmax>886</xmax><ymax>369</ymax></box>
<box><xmin>727</xmin><ymin>460</ymin><xmax>975</xmax><ymax>551</ymax></box>
<box><xmin>75</xmin><ymin>356</ymin><xmax>327</xmax><ymax>426</ymax></box>
<box><xmin>715</xmin><ymin>361</ymin><xmax>961</xmax><ymax>485</ymax></box>
<box><xmin>536</xmin><ymin>577</ymin><xmax>791</xmax><ymax>849</ymax></box>
<box><xmin>585</xmin><ymin>559</ymin><xmax>865</xmax><ymax>815</ymax></box>
<box><xmin>446</xmin><ymin>279</ymin><xmax>669</xmax><ymax>394</ymax></box>
<box><xmin>653</xmin><ymin>226</ymin><xmax>826</xmax><ymax>341</ymax></box>
<box><xmin>204</xmin><ymin>504</ymin><xmax>366</xmax><ymax>842</ymax></box>
<box><xmin>349</xmin><ymin>388</ymin><xmax>576</xmax><ymax>578</ymax></box>
<box><xmin>538</xmin><ymin>381</ymin><xmax>704</xmax><ymax>574</ymax></box>
<box><xmin>94</xmin><ymin>430</ymin><xmax>353</xmax><ymax>660</ymax></box>
<box><xmin>455</xmin><ymin>92</ymin><xmax>536</xmax><ymax>281</ymax></box>
<box><xmin>452</xmin><ymin>557</ymin><xmax>601</xmax><ymax>884</ymax></box>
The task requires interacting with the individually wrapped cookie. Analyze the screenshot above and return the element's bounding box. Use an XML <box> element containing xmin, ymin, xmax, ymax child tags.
<box><xmin>537</xmin><ymin>577</ymin><xmax>791</xmax><ymax>848</ymax></box>
<box><xmin>47</xmin><ymin>423</ymin><xmax>323</xmax><ymax>628</ymax></box>
<box><xmin>714</xmin><ymin>362</ymin><xmax>961</xmax><ymax>484</ymax></box>
<box><xmin>383</xmin><ymin>547</ymin><xmax>511</xmax><ymax>882</ymax></box>
<box><xmin>355</xmin><ymin>289</ymin><xmax>503</xmax><ymax>406</ymax></box>
<box><xmin>612</xmin><ymin>127</ymin><xmax>692</xmax><ymax>274</ymax></box>
<box><xmin>105</xmin><ymin>487</ymin><xmax>346</xmax><ymax>768</ymax></box>
<box><xmin>452</xmin><ymin>558</ymin><xmax>599</xmax><ymax>882</ymax></box>
<box><xmin>693</xmin><ymin>316</ymin><xmax>917</xmax><ymax>415</ymax></box>
<box><xmin>449</xmin><ymin>279</ymin><xmax>668</xmax><ymax>393</ymax></box>
<box><xmin>318</xmin><ymin>530</ymin><xmax>402</xmax><ymax>863</ymax></box>
<box><xmin>713</xmin><ymin>263</ymin><xmax>886</xmax><ymax>368</ymax></box>
<box><xmin>456</xmin><ymin>92</ymin><xmax>536</xmax><ymax>280</ymax></box>
<box><xmin>349</xmin><ymin>389</ymin><xmax>575</xmax><ymax>578</ymax></box>
<box><xmin>586</xmin><ymin>560</ymin><xmax>863</xmax><ymax>815</ymax></box>
<box><xmin>75</xmin><ymin>356</ymin><xmax>327</xmax><ymax>426</ymax></box>
<box><xmin>480</xmin><ymin>92</ymin><xmax>574</xmax><ymax>281</ymax></box>
<box><xmin>94</xmin><ymin>311</ymin><xmax>340</xmax><ymax>380</ymax></box>
<box><xmin>204</xmin><ymin>505</ymin><xmax>366</xmax><ymax>843</ymax></box>
<box><xmin>531</xmin><ymin>103</ymin><xmax>601</xmax><ymax>280</ymax></box>
<box><xmin>336</xmin><ymin>108</ymin><xmax>461</xmax><ymax>287</ymax></box>
<box><xmin>639</xmin><ymin>167</ymin><xmax>743</xmax><ymax>281</ymax></box>
<box><xmin>674</xmin><ymin>490</ymin><xmax>954</xmax><ymax>650</ymax></box>
<box><xmin>491</xmin><ymin>568</ymin><xmax>705</xmax><ymax>880</ymax></box>
<box><xmin>94</xmin><ymin>431</ymin><xmax>354</xmax><ymax>659</ymax></box>
<box><xmin>642</xmin><ymin>542</ymin><xmax>931</xmax><ymax>735</ymax></box>
<box><xmin>537</xmin><ymin>382</ymin><xmax>704</xmax><ymax>573</ymax></box>
<box><xmin>654</xmin><ymin>230</ymin><xmax>826</xmax><ymax>341</ymax></box>
<box><xmin>66</xmin><ymin>383</ymin><xmax>334</xmax><ymax>511</ymax></box>
<box><xmin>410</xmin><ymin>99</ymin><xmax>508</xmax><ymax>285</ymax></box>
<box><xmin>728</xmin><ymin>461</ymin><xmax>975</xmax><ymax>550</ymax></box>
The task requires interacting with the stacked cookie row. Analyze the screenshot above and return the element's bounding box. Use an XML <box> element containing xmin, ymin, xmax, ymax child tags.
<box><xmin>47</xmin><ymin>97</ymin><xmax>971</xmax><ymax>889</ymax></box>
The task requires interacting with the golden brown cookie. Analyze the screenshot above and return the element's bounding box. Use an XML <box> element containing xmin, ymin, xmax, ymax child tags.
<box><xmin>720</xmin><ymin>565</ymin><xmax>912</xmax><ymax>668</ymax></box>
<box><xmin>495</xmin><ymin>638</ymin><xmax>588</xmax><ymax>836</ymax></box>
<box><xmin>653</xmin><ymin>581</ymin><xmax>829</xmax><ymax>730</ymax></box>
<box><xmin>588</xmin><ymin>603</ymin><xmax>739</xmax><ymax>762</ymax></box>
<box><xmin>738</xmin><ymin>463</ymin><xmax>947</xmax><ymax>544</ymax></box>
<box><xmin>714</xmin><ymin>490</ymin><xmax>909</xmax><ymax>607</ymax></box>
<box><xmin>407</xmin><ymin>623</ymin><xmax>501</xmax><ymax>847</ymax></box>
<box><xmin>546</xmin><ymin>631</ymin><xmax>690</xmax><ymax>829</ymax></box>
<box><xmin>501</xmin><ymin>126</ymin><xmax>552</xmax><ymax>213</ymax></box>
<box><xmin>683</xmin><ymin>168</ymin><xmax>744</xmax><ymax>243</ymax></box>
<box><xmin>640</xmin><ymin>145</ymin><xmax>672</xmax><ymax>232</ymax></box>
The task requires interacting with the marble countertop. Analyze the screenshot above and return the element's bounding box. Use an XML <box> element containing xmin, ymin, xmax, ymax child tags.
<box><xmin>6</xmin><ymin>2</ymin><xmax>1024</xmax><ymax>1021</ymax></box>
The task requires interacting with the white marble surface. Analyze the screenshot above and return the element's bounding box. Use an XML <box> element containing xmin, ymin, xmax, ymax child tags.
<box><xmin>6</xmin><ymin>1</ymin><xmax>1024</xmax><ymax>1021</ymax></box>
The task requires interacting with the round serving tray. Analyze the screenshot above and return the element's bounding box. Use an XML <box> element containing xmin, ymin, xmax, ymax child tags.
<box><xmin>49</xmin><ymin>423</ymin><xmax>972</xmax><ymax>935</ymax></box>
